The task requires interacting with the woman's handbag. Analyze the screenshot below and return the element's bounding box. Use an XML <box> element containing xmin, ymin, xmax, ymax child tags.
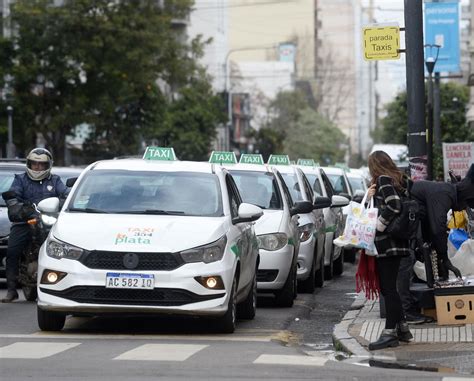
<box><xmin>333</xmin><ymin>191</ymin><xmax>378</xmax><ymax>253</ymax></box>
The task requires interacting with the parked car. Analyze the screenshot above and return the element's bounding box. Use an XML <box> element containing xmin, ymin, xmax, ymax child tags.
<box><xmin>298</xmin><ymin>165</ymin><xmax>349</xmax><ymax>280</ymax></box>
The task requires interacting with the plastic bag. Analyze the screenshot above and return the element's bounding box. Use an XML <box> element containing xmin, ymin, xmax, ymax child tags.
<box><xmin>451</xmin><ymin>239</ymin><xmax>474</xmax><ymax>277</ymax></box>
<box><xmin>447</xmin><ymin>211</ymin><xmax>468</xmax><ymax>230</ymax></box>
<box><xmin>449</xmin><ymin>228</ymin><xmax>469</xmax><ymax>250</ymax></box>
<box><xmin>333</xmin><ymin>191</ymin><xmax>378</xmax><ymax>253</ymax></box>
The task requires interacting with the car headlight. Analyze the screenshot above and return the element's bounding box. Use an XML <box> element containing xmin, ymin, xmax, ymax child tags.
<box><xmin>180</xmin><ymin>236</ymin><xmax>227</xmax><ymax>264</ymax></box>
<box><xmin>257</xmin><ymin>233</ymin><xmax>287</xmax><ymax>251</ymax></box>
<box><xmin>298</xmin><ymin>223</ymin><xmax>315</xmax><ymax>242</ymax></box>
<box><xmin>46</xmin><ymin>238</ymin><xmax>84</xmax><ymax>260</ymax></box>
<box><xmin>41</xmin><ymin>214</ymin><xmax>57</xmax><ymax>226</ymax></box>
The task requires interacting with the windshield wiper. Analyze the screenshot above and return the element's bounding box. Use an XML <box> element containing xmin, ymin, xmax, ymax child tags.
<box><xmin>116</xmin><ymin>209</ymin><xmax>185</xmax><ymax>215</ymax></box>
<box><xmin>68</xmin><ymin>207</ymin><xmax>109</xmax><ymax>214</ymax></box>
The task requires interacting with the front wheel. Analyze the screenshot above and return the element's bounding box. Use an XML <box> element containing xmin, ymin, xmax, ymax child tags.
<box><xmin>216</xmin><ymin>276</ymin><xmax>237</xmax><ymax>333</ymax></box>
<box><xmin>298</xmin><ymin>253</ymin><xmax>316</xmax><ymax>293</ymax></box>
<box><xmin>275</xmin><ymin>264</ymin><xmax>296</xmax><ymax>307</ymax></box>
<box><xmin>23</xmin><ymin>286</ymin><xmax>37</xmax><ymax>302</ymax></box>
<box><xmin>324</xmin><ymin>247</ymin><xmax>334</xmax><ymax>280</ymax></box>
<box><xmin>333</xmin><ymin>247</ymin><xmax>344</xmax><ymax>276</ymax></box>
<box><xmin>237</xmin><ymin>267</ymin><xmax>257</xmax><ymax>320</ymax></box>
<box><xmin>37</xmin><ymin>307</ymin><xmax>66</xmax><ymax>331</ymax></box>
<box><xmin>315</xmin><ymin>250</ymin><xmax>325</xmax><ymax>288</ymax></box>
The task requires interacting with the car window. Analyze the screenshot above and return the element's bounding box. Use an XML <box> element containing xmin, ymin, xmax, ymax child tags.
<box><xmin>321</xmin><ymin>172</ymin><xmax>334</xmax><ymax>198</ymax></box>
<box><xmin>276</xmin><ymin>172</ymin><xmax>294</xmax><ymax>208</ymax></box>
<box><xmin>0</xmin><ymin>171</ymin><xmax>18</xmax><ymax>207</ymax></box>
<box><xmin>226</xmin><ymin>174</ymin><xmax>241</xmax><ymax>218</ymax></box>
<box><xmin>348</xmin><ymin>176</ymin><xmax>366</xmax><ymax>192</ymax></box>
<box><xmin>68</xmin><ymin>170</ymin><xmax>223</xmax><ymax>217</ymax></box>
<box><xmin>230</xmin><ymin>170</ymin><xmax>283</xmax><ymax>210</ymax></box>
<box><xmin>281</xmin><ymin>173</ymin><xmax>303</xmax><ymax>202</ymax></box>
<box><xmin>304</xmin><ymin>173</ymin><xmax>323</xmax><ymax>197</ymax></box>
<box><xmin>301</xmin><ymin>173</ymin><xmax>314</xmax><ymax>201</ymax></box>
<box><xmin>327</xmin><ymin>173</ymin><xmax>349</xmax><ymax>195</ymax></box>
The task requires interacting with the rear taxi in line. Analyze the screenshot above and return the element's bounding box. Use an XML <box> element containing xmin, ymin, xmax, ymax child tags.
<box><xmin>215</xmin><ymin>152</ymin><xmax>312</xmax><ymax>307</ymax></box>
<box><xmin>268</xmin><ymin>155</ymin><xmax>331</xmax><ymax>293</ymax></box>
<box><xmin>36</xmin><ymin>147</ymin><xmax>262</xmax><ymax>333</ymax></box>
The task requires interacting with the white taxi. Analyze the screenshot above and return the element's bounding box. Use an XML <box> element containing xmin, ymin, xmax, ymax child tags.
<box><xmin>269</xmin><ymin>156</ymin><xmax>331</xmax><ymax>293</ymax></box>
<box><xmin>297</xmin><ymin>161</ymin><xmax>349</xmax><ymax>280</ymax></box>
<box><xmin>217</xmin><ymin>152</ymin><xmax>312</xmax><ymax>307</ymax></box>
<box><xmin>36</xmin><ymin>147</ymin><xmax>262</xmax><ymax>333</ymax></box>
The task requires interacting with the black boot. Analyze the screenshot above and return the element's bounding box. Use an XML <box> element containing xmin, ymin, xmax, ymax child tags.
<box><xmin>368</xmin><ymin>329</ymin><xmax>399</xmax><ymax>350</ymax></box>
<box><xmin>397</xmin><ymin>320</ymin><xmax>413</xmax><ymax>342</ymax></box>
<box><xmin>2</xmin><ymin>281</ymin><xmax>19</xmax><ymax>303</ymax></box>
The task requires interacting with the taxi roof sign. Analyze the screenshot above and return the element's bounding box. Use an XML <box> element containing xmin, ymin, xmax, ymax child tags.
<box><xmin>363</xmin><ymin>24</ymin><xmax>400</xmax><ymax>61</ymax></box>
<box><xmin>209</xmin><ymin>151</ymin><xmax>237</xmax><ymax>164</ymax></box>
<box><xmin>297</xmin><ymin>158</ymin><xmax>316</xmax><ymax>166</ymax></box>
<box><xmin>239</xmin><ymin>154</ymin><xmax>264</xmax><ymax>165</ymax></box>
<box><xmin>143</xmin><ymin>146</ymin><xmax>177</xmax><ymax>161</ymax></box>
<box><xmin>268</xmin><ymin>154</ymin><xmax>291</xmax><ymax>166</ymax></box>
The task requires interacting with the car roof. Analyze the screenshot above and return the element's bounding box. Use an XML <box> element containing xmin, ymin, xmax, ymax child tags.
<box><xmin>270</xmin><ymin>165</ymin><xmax>296</xmax><ymax>174</ymax></box>
<box><xmin>222</xmin><ymin>163</ymin><xmax>272</xmax><ymax>173</ymax></box>
<box><xmin>321</xmin><ymin>166</ymin><xmax>346</xmax><ymax>175</ymax></box>
<box><xmin>88</xmin><ymin>158</ymin><xmax>219</xmax><ymax>174</ymax></box>
<box><xmin>0</xmin><ymin>162</ymin><xmax>25</xmax><ymax>171</ymax></box>
<box><xmin>296</xmin><ymin>165</ymin><xmax>320</xmax><ymax>175</ymax></box>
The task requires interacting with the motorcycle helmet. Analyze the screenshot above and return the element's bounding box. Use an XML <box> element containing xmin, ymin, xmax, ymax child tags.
<box><xmin>26</xmin><ymin>147</ymin><xmax>53</xmax><ymax>181</ymax></box>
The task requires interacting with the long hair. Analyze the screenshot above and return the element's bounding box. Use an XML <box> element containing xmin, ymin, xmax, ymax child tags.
<box><xmin>368</xmin><ymin>150</ymin><xmax>404</xmax><ymax>189</ymax></box>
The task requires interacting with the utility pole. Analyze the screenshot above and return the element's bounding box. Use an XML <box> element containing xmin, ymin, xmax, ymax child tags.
<box><xmin>404</xmin><ymin>0</ymin><xmax>427</xmax><ymax>180</ymax></box>
<box><xmin>433</xmin><ymin>72</ymin><xmax>441</xmax><ymax>148</ymax></box>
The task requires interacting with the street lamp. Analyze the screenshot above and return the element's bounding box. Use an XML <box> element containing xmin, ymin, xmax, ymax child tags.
<box><xmin>6</xmin><ymin>105</ymin><xmax>14</xmax><ymax>158</ymax></box>
<box><xmin>424</xmin><ymin>44</ymin><xmax>440</xmax><ymax>180</ymax></box>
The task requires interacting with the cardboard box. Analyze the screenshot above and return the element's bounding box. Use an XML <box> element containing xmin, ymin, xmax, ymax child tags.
<box><xmin>434</xmin><ymin>286</ymin><xmax>474</xmax><ymax>326</ymax></box>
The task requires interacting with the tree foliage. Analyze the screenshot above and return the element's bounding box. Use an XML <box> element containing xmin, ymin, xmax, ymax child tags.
<box><xmin>0</xmin><ymin>0</ymin><xmax>223</xmax><ymax>163</ymax></box>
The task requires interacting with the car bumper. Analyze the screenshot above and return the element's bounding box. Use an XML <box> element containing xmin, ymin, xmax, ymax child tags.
<box><xmin>37</xmin><ymin>249</ymin><xmax>236</xmax><ymax>317</ymax></box>
<box><xmin>296</xmin><ymin>236</ymin><xmax>316</xmax><ymax>281</ymax></box>
<box><xmin>256</xmin><ymin>244</ymin><xmax>293</xmax><ymax>291</ymax></box>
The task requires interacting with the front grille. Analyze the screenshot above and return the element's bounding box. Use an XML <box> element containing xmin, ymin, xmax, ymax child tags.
<box><xmin>257</xmin><ymin>270</ymin><xmax>279</xmax><ymax>282</ymax></box>
<box><xmin>79</xmin><ymin>251</ymin><xmax>183</xmax><ymax>271</ymax></box>
<box><xmin>40</xmin><ymin>286</ymin><xmax>224</xmax><ymax>306</ymax></box>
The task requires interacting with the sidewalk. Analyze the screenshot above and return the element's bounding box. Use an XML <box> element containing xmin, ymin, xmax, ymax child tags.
<box><xmin>332</xmin><ymin>293</ymin><xmax>474</xmax><ymax>374</ymax></box>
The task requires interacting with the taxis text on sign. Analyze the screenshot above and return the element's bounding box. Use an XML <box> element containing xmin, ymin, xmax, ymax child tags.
<box><xmin>363</xmin><ymin>25</ymin><xmax>400</xmax><ymax>61</ymax></box>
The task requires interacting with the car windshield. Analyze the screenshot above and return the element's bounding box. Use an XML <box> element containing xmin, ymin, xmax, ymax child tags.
<box><xmin>0</xmin><ymin>171</ymin><xmax>18</xmax><ymax>207</ymax></box>
<box><xmin>281</xmin><ymin>173</ymin><xmax>303</xmax><ymax>202</ymax></box>
<box><xmin>327</xmin><ymin>174</ymin><xmax>349</xmax><ymax>195</ymax></box>
<box><xmin>230</xmin><ymin>170</ymin><xmax>282</xmax><ymax>210</ymax></box>
<box><xmin>348</xmin><ymin>177</ymin><xmax>366</xmax><ymax>192</ymax></box>
<box><xmin>68</xmin><ymin>170</ymin><xmax>223</xmax><ymax>216</ymax></box>
<box><xmin>304</xmin><ymin>173</ymin><xmax>322</xmax><ymax>197</ymax></box>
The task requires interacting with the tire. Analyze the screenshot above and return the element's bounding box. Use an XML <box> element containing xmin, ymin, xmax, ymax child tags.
<box><xmin>344</xmin><ymin>248</ymin><xmax>356</xmax><ymax>263</ymax></box>
<box><xmin>37</xmin><ymin>307</ymin><xmax>66</xmax><ymax>331</ymax></box>
<box><xmin>23</xmin><ymin>286</ymin><xmax>37</xmax><ymax>302</ymax></box>
<box><xmin>315</xmin><ymin>250</ymin><xmax>325</xmax><ymax>288</ymax></box>
<box><xmin>324</xmin><ymin>247</ymin><xmax>334</xmax><ymax>280</ymax></box>
<box><xmin>275</xmin><ymin>264</ymin><xmax>296</xmax><ymax>307</ymax></box>
<box><xmin>237</xmin><ymin>267</ymin><xmax>257</xmax><ymax>320</ymax></box>
<box><xmin>333</xmin><ymin>247</ymin><xmax>344</xmax><ymax>276</ymax></box>
<box><xmin>298</xmin><ymin>252</ymin><xmax>316</xmax><ymax>294</ymax></box>
<box><xmin>216</xmin><ymin>276</ymin><xmax>237</xmax><ymax>333</ymax></box>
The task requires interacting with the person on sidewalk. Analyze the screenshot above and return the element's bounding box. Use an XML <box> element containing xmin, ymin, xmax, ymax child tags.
<box><xmin>366</xmin><ymin>151</ymin><xmax>413</xmax><ymax>350</ymax></box>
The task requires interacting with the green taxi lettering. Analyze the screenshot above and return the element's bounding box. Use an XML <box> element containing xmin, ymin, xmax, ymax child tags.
<box><xmin>297</xmin><ymin>158</ymin><xmax>315</xmax><ymax>166</ymax></box>
<box><xmin>268</xmin><ymin>154</ymin><xmax>290</xmax><ymax>165</ymax></box>
<box><xmin>143</xmin><ymin>146</ymin><xmax>176</xmax><ymax>161</ymax></box>
<box><xmin>209</xmin><ymin>151</ymin><xmax>237</xmax><ymax>164</ymax></box>
<box><xmin>239</xmin><ymin>154</ymin><xmax>264</xmax><ymax>165</ymax></box>
<box><xmin>115</xmin><ymin>233</ymin><xmax>151</xmax><ymax>245</ymax></box>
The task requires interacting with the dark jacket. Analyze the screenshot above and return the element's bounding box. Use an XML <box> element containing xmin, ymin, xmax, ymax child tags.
<box><xmin>9</xmin><ymin>172</ymin><xmax>69</xmax><ymax>205</ymax></box>
<box><xmin>373</xmin><ymin>175</ymin><xmax>411</xmax><ymax>258</ymax></box>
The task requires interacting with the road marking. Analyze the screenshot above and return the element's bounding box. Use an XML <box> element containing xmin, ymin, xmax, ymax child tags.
<box><xmin>0</xmin><ymin>342</ymin><xmax>80</xmax><ymax>359</ymax></box>
<box><xmin>113</xmin><ymin>343</ymin><xmax>208</xmax><ymax>361</ymax></box>
<box><xmin>253</xmin><ymin>354</ymin><xmax>327</xmax><ymax>367</ymax></box>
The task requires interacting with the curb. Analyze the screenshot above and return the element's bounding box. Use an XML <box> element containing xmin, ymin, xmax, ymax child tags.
<box><xmin>332</xmin><ymin>294</ymin><xmax>371</xmax><ymax>358</ymax></box>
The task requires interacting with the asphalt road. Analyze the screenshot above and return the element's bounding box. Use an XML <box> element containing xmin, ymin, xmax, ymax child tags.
<box><xmin>0</xmin><ymin>263</ymin><xmax>464</xmax><ymax>380</ymax></box>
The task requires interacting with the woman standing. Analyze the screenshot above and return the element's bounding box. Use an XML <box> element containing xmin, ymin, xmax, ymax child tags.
<box><xmin>367</xmin><ymin>151</ymin><xmax>413</xmax><ymax>350</ymax></box>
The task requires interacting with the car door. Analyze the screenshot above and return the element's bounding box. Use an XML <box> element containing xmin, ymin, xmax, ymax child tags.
<box><xmin>275</xmin><ymin>172</ymin><xmax>299</xmax><ymax>255</ymax></box>
<box><xmin>301</xmin><ymin>172</ymin><xmax>325</xmax><ymax>236</ymax></box>
<box><xmin>321</xmin><ymin>171</ymin><xmax>342</xmax><ymax>236</ymax></box>
<box><xmin>226</xmin><ymin>174</ymin><xmax>253</xmax><ymax>293</ymax></box>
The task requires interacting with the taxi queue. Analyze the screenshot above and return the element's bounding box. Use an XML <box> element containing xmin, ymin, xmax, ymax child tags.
<box><xmin>34</xmin><ymin>147</ymin><xmax>350</xmax><ymax>334</ymax></box>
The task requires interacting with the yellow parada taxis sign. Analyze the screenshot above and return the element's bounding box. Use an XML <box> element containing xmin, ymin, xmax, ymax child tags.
<box><xmin>363</xmin><ymin>24</ymin><xmax>400</xmax><ymax>61</ymax></box>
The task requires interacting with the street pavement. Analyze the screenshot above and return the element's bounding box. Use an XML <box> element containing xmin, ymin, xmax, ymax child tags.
<box><xmin>333</xmin><ymin>290</ymin><xmax>474</xmax><ymax>377</ymax></box>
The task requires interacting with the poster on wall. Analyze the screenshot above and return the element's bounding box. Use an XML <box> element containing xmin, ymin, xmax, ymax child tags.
<box><xmin>442</xmin><ymin>142</ymin><xmax>474</xmax><ymax>181</ymax></box>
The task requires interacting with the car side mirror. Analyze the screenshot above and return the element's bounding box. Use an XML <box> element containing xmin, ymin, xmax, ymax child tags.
<box><xmin>313</xmin><ymin>196</ymin><xmax>331</xmax><ymax>210</ymax></box>
<box><xmin>37</xmin><ymin>197</ymin><xmax>60</xmax><ymax>214</ymax></box>
<box><xmin>352</xmin><ymin>190</ymin><xmax>365</xmax><ymax>204</ymax></box>
<box><xmin>338</xmin><ymin>192</ymin><xmax>352</xmax><ymax>201</ymax></box>
<box><xmin>232</xmin><ymin>203</ymin><xmax>263</xmax><ymax>224</ymax></box>
<box><xmin>331</xmin><ymin>195</ymin><xmax>350</xmax><ymax>208</ymax></box>
<box><xmin>66</xmin><ymin>177</ymin><xmax>77</xmax><ymax>188</ymax></box>
<box><xmin>290</xmin><ymin>201</ymin><xmax>314</xmax><ymax>216</ymax></box>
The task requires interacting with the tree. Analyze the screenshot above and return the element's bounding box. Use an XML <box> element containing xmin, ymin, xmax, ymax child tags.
<box><xmin>1</xmin><ymin>0</ymin><xmax>222</xmax><ymax>164</ymax></box>
<box><xmin>264</xmin><ymin>90</ymin><xmax>309</xmax><ymax>134</ymax></box>
<box><xmin>284</xmin><ymin>108</ymin><xmax>346</xmax><ymax>165</ymax></box>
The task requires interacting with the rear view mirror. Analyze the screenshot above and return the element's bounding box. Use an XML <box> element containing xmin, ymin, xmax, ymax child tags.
<box><xmin>331</xmin><ymin>195</ymin><xmax>350</xmax><ymax>208</ymax></box>
<box><xmin>338</xmin><ymin>192</ymin><xmax>352</xmax><ymax>201</ymax></box>
<box><xmin>313</xmin><ymin>196</ymin><xmax>331</xmax><ymax>210</ymax></box>
<box><xmin>37</xmin><ymin>197</ymin><xmax>60</xmax><ymax>214</ymax></box>
<box><xmin>66</xmin><ymin>177</ymin><xmax>77</xmax><ymax>188</ymax></box>
<box><xmin>352</xmin><ymin>190</ymin><xmax>365</xmax><ymax>204</ymax></box>
<box><xmin>233</xmin><ymin>203</ymin><xmax>263</xmax><ymax>224</ymax></box>
<box><xmin>290</xmin><ymin>201</ymin><xmax>314</xmax><ymax>216</ymax></box>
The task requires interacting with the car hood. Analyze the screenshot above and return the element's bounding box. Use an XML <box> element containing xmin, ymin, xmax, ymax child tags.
<box><xmin>51</xmin><ymin>212</ymin><xmax>228</xmax><ymax>252</ymax></box>
<box><xmin>0</xmin><ymin>207</ymin><xmax>11</xmax><ymax>238</ymax></box>
<box><xmin>254</xmin><ymin>210</ymin><xmax>285</xmax><ymax>235</ymax></box>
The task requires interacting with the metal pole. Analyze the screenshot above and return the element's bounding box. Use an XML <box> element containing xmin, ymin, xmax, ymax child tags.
<box><xmin>405</xmin><ymin>0</ymin><xmax>427</xmax><ymax>180</ymax></box>
<box><xmin>433</xmin><ymin>72</ymin><xmax>441</xmax><ymax>148</ymax></box>
<box><xmin>6</xmin><ymin>105</ymin><xmax>14</xmax><ymax>158</ymax></box>
<box><xmin>225</xmin><ymin>52</ymin><xmax>232</xmax><ymax>152</ymax></box>
<box><xmin>427</xmin><ymin>73</ymin><xmax>434</xmax><ymax>180</ymax></box>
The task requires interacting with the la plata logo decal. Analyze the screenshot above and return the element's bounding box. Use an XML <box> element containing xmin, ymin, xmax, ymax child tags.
<box><xmin>115</xmin><ymin>227</ymin><xmax>154</xmax><ymax>245</ymax></box>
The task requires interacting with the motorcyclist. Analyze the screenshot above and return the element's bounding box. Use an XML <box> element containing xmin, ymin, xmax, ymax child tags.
<box><xmin>410</xmin><ymin>163</ymin><xmax>474</xmax><ymax>281</ymax></box>
<box><xmin>1</xmin><ymin>148</ymin><xmax>69</xmax><ymax>303</ymax></box>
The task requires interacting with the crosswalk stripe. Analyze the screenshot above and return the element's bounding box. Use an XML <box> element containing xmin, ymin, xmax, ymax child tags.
<box><xmin>253</xmin><ymin>354</ymin><xmax>327</xmax><ymax>367</ymax></box>
<box><xmin>113</xmin><ymin>343</ymin><xmax>208</xmax><ymax>361</ymax></box>
<box><xmin>0</xmin><ymin>342</ymin><xmax>80</xmax><ymax>359</ymax></box>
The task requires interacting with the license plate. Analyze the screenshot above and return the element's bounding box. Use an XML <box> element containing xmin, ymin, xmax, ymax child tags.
<box><xmin>105</xmin><ymin>272</ymin><xmax>154</xmax><ymax>290</ymax></box>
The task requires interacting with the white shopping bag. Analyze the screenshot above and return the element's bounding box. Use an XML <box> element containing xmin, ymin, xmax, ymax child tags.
<box><xmin>333</xmin><ymin>191</ymin><xmax>378</xmax><ymax>253</ymax></box>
